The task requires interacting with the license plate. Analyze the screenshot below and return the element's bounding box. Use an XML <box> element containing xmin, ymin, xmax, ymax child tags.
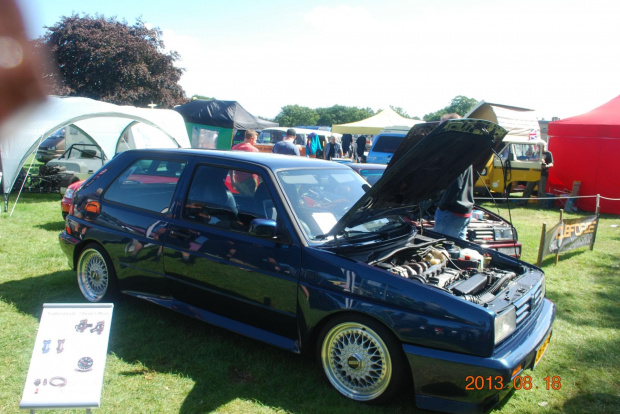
<box><xmin>534</xmin><ymin>334</ymin><xmax>551</xmax><ymax>368</ymax></box>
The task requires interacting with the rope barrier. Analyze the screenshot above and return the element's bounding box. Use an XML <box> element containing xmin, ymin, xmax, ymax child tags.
<box><xmin>475</xmin><ymin>194</ymin><xmax>620</xmax><ymax>202</ymax></box>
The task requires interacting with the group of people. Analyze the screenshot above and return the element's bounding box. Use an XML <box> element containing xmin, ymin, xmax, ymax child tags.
<box><xmin>315</xmin><ymin>132</ymin><xmax>368</xmax><ymax>162</ymax></box>
<box><xmin>247</xmin><ymin>128</ymin><xmax>368</xmax><ymax>162</ymax></box>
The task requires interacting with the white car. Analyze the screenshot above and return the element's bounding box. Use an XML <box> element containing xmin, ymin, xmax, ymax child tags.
<box><xmin>46</xmin><ymin>143</ymin><xmax>107</xmax><ymax>194</ymax></box>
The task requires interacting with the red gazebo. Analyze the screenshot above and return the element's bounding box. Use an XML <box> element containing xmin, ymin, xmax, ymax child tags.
<box><xmin>547</xmin><ymin>95</ymin><xmax>620</xmax><ymax>214</ymax></box>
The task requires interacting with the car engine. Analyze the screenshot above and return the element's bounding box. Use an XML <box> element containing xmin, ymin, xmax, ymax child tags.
<box><xmin>368</xmin><ymin>236</ymin><xmax>520</xmax><ymax>306</ymax></box>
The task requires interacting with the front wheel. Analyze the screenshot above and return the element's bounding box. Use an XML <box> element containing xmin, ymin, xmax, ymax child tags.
<box><xmin>77</xmin><ymin>244</ymin><xmax>117</xmax><ymax>302</ymax></box>
<box><xmin>318</xmin><ymin>315</ymin><xmax>408</xmax><ymax>403</ymax></box>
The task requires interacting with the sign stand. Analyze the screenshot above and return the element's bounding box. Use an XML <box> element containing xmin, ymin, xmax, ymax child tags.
<box><xmin>20</xmin><ymin>303</ymin><xmax>114</xmax><ymax>412</ymax></box>
<box><xmin>555</xmin><ymin>210</ymin><xmax>564</xmax><ymax>265</ymax></box>
<box><xmin>537</xmin><ymin>209</ymin><xmax>600</xmax><ymax>266</ymax></box>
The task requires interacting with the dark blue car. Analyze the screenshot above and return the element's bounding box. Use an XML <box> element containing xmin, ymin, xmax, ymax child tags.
<box><xmin>59</xmin><ymin>119</ymin><xmax>554</xmax><ymax>413</ymax></box>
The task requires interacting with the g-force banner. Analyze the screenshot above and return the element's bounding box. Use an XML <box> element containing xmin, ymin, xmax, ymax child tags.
<box><xmin>542</xmin><ymin>215</ymin><xmax>599</xmax><ymax>257</ymax></box>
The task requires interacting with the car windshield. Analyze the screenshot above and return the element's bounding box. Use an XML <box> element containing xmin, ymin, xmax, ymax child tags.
<box><xmin>372</xmin><ymin>135</ymin><xmax>404</xmax><ymax>153</ymax></box>
<box><xmin>277</xmin><ymin>168</ymin><xmax>370</xmax><ymax>241</ymax></box>
<box><xmin>358</xmin><ymin>168</ymin><xmax>385</xmax><ymax>185</ymax></box>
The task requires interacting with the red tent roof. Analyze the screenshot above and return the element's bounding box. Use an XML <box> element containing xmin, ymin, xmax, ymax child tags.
<box><xmin>549</xmin><ymin>95</ymin><xmax>620</xmax><ymax>138</ymax></box>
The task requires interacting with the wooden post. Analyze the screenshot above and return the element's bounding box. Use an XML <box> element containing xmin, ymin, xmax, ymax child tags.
<box><xmin>555</xmin><ymin>209</ymin><xmax>564</xmax><ymax>265</ymax></box>
<box><xmin>590</xmin><ymin>205</ymin><xmax>601</xmax><ymax>251</ymax></box>
<box><xmin>537</xmin><ymin>223</ymin><xmax>546</xmax><ymax>267</ymax></box>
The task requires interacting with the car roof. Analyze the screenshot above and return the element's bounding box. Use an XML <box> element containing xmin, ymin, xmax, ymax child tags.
<box><xmin>122</xmin><ymin>148</ymin><xmax>349</xmax><ymax>171</ymax></box>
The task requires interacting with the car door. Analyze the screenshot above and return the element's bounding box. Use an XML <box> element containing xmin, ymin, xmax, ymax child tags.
<box><xmin>162</xmin><ymin>162</ymin><xmax>301</xmax><ymax>339</ymax></box>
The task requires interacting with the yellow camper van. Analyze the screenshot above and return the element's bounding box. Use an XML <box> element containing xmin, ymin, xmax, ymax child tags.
<box><xmin>466</xmin><ymin>102</ymin><xmax>545</xmax><ymax>195</ymax></box>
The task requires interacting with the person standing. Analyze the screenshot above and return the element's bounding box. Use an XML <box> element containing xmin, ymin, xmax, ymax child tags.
<box><xmin>538</xmin><ymin>147</ymin><xmax>554</xmax><ymax>200</ymax></box>
<box><xmin>341</xmin><ymin>134</ymin><xmax>352</xmax><ymax>157</ymax></box>
<box><xmin>272</xmin><ymin>128</ymin><xmax>300</xmax><ymax>156</ymax></box>
<box><xmin>521</xmin><ymin>145</ymin><xmax>554</xmax><ymax>205</ymax></box>
<box><xmin>232</xmin><ymin>129</ymin><xmax>259</xmax><ymax>152</ymax></box>
<box><xmin>433</xmin><ymin>113</ymin><xmax>473</xmax><ymax>240</ymax></box>
<box><xmin>356</xmin><ymin>135</ymin><xmax>367</xmax><ymax>163</ymax></box>
<box><xmin>231</xmin><ymin>129</ymin><xmax>259</xmax><ymax>194</ymax></box>
<box><xmin>323</xmin><ymin>136</ymin><xmax>343</xmax><ymax>160</ymax></box>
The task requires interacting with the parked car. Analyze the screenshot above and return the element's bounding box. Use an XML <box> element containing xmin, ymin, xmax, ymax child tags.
<box><xmin>35</xmin><ymin>127</ymin><xmax>66</xmax><ymax>163</ymax></box>
<box><xmin>366</xmin><ymin>125</ymin><xmax>411</xmax><ymax>164</ymax></box>
<box><xmin>46</xmin><ymin>143</ymin><xmax>107</xmax><ymax>194</ymax></box>
<box><xmin>347</xmin><ymin>163</ymin><xmax>522</xmax><ymax>257</ymax></box>
<box><xmin>61</xmin><ymin>179</ymin><xmax>85</xmax><ymax>219</ymax></box>
<box><xmin>59</xmin><ymin>119</ymin><xmax>554</xmax><ymax>413</ymax></box>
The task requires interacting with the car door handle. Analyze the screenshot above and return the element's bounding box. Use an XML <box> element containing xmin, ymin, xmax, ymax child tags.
<box><xmin>169</xmin><ymin>229</ymin><xmax>191</xmax><ymax>241</ymax></box>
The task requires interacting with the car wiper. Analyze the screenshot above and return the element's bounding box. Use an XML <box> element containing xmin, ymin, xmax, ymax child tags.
<box><xmin>343</xmin><ymin>229</ymin><xmax>390</xmax><ymax>240</ymax></box>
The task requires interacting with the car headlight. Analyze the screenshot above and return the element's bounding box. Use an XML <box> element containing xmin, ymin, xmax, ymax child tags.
<box><xmin>494</xmin><ymin>227</ymin><xmax>516</xmax><ymax>241</ymax></box>
<box><xmin>494</xmin><ymin>306</ymin><xmax>516</xmax><ymax>344</ymax></box>
<box><xmin>64</xmin><ymin>188</ymin><xmax>74</xmax><ymax>200</ymax></box>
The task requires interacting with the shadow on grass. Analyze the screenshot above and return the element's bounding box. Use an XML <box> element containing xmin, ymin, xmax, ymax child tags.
<box><xmin>544</xmin><ymin>251</ymin><xmax>620</xmax><ymax>329</ymax></box>
<box><xmin>562</xmin><ymin>392</ymin><xmax>620</xmax><ymax>414</ymax></box>
<box><xmin>35</xmin><ymin>220</ymin><xmax>66</xmax><ymax>232</ymax></box>
<box><xmin>0</xmin><ymin>272</ymin><xmax>421</xmax><ymax>414</ymax></box>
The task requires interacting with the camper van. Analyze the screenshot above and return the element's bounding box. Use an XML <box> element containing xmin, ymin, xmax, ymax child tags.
<box><xmin>476</xmin><ymin>135</ymin><xmax>547</xmax><ymax>195</ymax></box>
<box><xmin>465</xmin><ymin>102</ymin><xmax>545</xmax><ymax>195</ymax></box>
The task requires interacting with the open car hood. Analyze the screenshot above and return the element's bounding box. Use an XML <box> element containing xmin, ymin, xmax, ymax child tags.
<box><xmin>330</xmin><ymin>119</ymin><xmax>507</xmax><ymax>236</ymax></box>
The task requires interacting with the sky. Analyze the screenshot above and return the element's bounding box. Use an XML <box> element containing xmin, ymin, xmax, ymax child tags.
<box><xmin>17</xmin><ymin>0</ymin><xmax>620</xmax><ymax>121</ymax></box>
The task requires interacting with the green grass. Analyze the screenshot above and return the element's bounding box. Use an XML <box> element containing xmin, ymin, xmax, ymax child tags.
<box><xmin>1</xmin><ymin>194</ymin><xmax>619</xmax><ymax>413</ymax></box>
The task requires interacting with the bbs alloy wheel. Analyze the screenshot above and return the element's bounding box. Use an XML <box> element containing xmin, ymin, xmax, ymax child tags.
<box><xmin>320</xmin><ymin>319</ymin><xmax>395</xmax><ymax>402</ymax></box>
<box><xmin>77</xmin><ymin>245</ymin><xmax>115</xmax><ymax>302</ymax></box>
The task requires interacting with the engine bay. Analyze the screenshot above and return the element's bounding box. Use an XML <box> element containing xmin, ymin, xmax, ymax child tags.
<box><xmin>368</xmin><ymin>235</ymin><xmax>525</xmax><ymax>306</ymax></box>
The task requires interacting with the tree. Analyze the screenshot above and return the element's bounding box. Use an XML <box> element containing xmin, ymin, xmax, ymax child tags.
<box><xmin>274</xmin><ymin>105</ymin><xmax>319</xmax><ymax>127</ymax></box>
<box><xmin>390</xmin><ymin>105</ymin><xmax>414</xmax><ymax>119</ymax></box>
<box><xmin>191</xmin><ymin>95</ymin><xmax>215</xmax><ymax>101</ymax></box>
<box><xmin>423</xmin><ymin>95</ymin><xmax>478</xmax><ymax>121</ymax></box>
<box><xmin>35</xmin><ymin>14</ymin><xmax>186</xmax><ymax>108</ymax></box>
<box><xmin>316</xmin><ymin>105</ymin><xmax>375</xmax><ymax>126</ymax></box>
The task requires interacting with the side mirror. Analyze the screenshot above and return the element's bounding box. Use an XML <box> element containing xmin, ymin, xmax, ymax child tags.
<box><xmin>249</xmin><ymin>218</ymin><xmax>278</xmax><ymax>238</ymax></box>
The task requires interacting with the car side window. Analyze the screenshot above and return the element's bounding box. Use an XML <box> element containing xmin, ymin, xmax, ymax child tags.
<box><xmin>103</xmin><ymin>158</ymin><xmax>185</xmax><ymax>213</ymax></box>
<box><xmin>183</xmin><ymin>165</ymin><xmax>278</xmax><ymax>232</ymax></box>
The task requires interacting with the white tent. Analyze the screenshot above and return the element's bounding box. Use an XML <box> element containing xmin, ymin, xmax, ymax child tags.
<box><xmin>0</xmin><ymin>96</ymin><xmax>190</xmax><ymax>197</ymax></box>
<box><xmin>331</xmin><ymin>107</ymin><xmax>423</xmax><ymax>135</ymax></box>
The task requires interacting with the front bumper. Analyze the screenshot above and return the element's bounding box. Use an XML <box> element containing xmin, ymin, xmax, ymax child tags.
<box><xmin>404</xmin><ymin>298</ymin><xmax>555</xmax><ymax>414</ymax></box>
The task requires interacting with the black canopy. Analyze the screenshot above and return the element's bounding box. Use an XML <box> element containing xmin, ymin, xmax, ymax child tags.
<box><xmin>173</xmin><ymin>100</ymin><xmax>277</xmax><ymax>130</ymax></box>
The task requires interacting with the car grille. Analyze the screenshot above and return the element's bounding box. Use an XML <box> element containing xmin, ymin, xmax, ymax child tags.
<box><xmin>513</xmin><ymin>282</ymin><xmax>544</xmax><ymax>327</ymax></box>
<box><xmin>468</xmin><ymin>228</ymin><xmax>494</xmax><ymax>242</ymax></box>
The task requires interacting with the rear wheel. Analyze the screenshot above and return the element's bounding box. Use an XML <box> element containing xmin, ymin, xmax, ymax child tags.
<box><xmin>318</xmin><ymin>314</ymin><xmax>408</xmax><ymax>403</ymax></box>
<box><xmin>77</xmin><ymin>244</ymin><xmax>117</xmax><ymax>302</ymax></box>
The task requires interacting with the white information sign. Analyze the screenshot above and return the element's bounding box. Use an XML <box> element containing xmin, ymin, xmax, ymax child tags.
<box><xmin>20</xmin><ymin>303</ymin><xmax>114</xmax><ymax>410</ymax></box>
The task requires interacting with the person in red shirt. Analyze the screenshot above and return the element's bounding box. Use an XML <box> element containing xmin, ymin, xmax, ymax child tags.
<box><xmin>231</xmin><ymin>130</ymin><xmax>259</xmax><ymax>194</ymax></box>
<box><xmin>232</xmin><ymin>130</ymin><xmax>259</xmax><ymax>152</ymax></box>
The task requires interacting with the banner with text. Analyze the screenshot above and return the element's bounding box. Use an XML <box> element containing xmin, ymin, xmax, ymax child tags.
<box><xmin>542</xmin><ymin>215</ymin><xmax>599</xmax><ymax>258</ymax></box>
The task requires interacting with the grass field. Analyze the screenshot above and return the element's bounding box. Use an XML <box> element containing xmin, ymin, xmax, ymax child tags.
<box><xmin>1</xmin><ymin>193</ymin><xmax>619</xmax><ymax>413</ymax></box>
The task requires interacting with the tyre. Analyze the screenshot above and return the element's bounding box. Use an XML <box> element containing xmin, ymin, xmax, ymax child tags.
<box><xmin>77</xmin><ymin>244</ymin><xmax>117</xmax><ymax>302</ymax></box>
<box><xmin>318</xmin><ymin>314</ymin><xmax>408</xmax><ymax>403</ymax></box>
